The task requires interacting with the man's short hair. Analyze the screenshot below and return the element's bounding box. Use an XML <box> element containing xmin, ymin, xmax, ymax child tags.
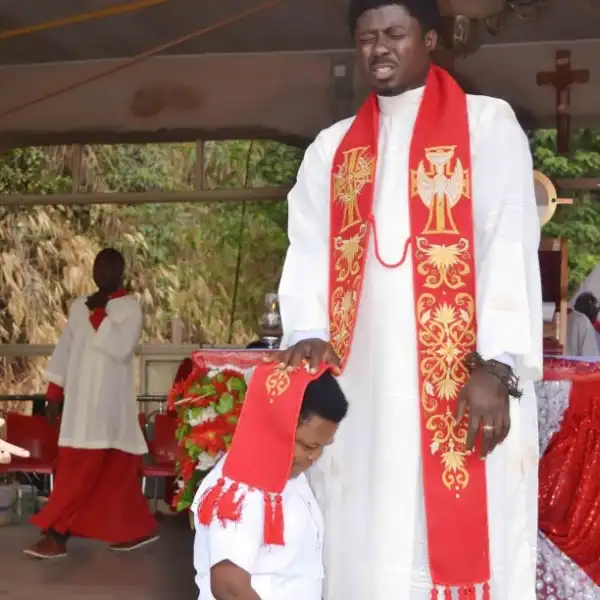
<box><xmin>574</xmin><ymin>291</ymin><xmax>599</xmax><ymax>321</ymax></box>
<box><xmin>347</xmin><ymin>0</ymin><xmax>441</xmax><ymax>36</ymax></box>
<box><xmin>95</xmin><ymin>247</ymin><xmax>125</xmax><ymax>273</ymax></box>
<box><xmin>299</xmin><ymin>371</ymin><xmax>348</xmax><ymax>424</ymax></box>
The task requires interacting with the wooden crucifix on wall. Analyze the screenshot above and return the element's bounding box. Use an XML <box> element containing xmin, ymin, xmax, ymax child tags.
<box><xmin>537</xmin><ymin>50</ymin><xmax>589</xmax><ymax>154</ymax></box>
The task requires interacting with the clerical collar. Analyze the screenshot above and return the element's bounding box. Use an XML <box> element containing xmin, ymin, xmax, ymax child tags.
<box><xmin>377</xmin><ymin>86</ymin><xmax>424</xmax><ymax>116</ymax></box>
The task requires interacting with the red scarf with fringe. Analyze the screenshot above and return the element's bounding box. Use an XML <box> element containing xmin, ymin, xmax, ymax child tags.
<box><xmin>329</xmin><ymin>65</ymin><xmax>490</xmax><ymax>598</ymax></box>
<box><xmin>197</xmin><ymin>362</ymin><xmax>331</xmax><ymax>545</ymax></box>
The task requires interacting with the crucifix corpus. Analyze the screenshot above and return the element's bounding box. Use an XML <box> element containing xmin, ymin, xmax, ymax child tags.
<box><xmin>536</xmin><ymin>50</ymin><xmax>589</xmax><ymax>154</ymax></box>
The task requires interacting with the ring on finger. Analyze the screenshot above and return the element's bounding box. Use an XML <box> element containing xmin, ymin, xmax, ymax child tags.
<box><xmin>482</xmin><ymin>424</ymin><xmax>494</xmax><ymax>432</ymax></box>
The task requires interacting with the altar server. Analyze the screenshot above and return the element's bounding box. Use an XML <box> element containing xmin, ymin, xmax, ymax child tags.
<box><xmin>24</xmin><ymin>248</ymin><xmax>157</xmax><ymax>559</ymax></box>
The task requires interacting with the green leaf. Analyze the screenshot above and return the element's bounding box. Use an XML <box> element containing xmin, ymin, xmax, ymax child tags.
<box><xmin>175</xmin><ymin>423</ymin><xmax>190</xmax><ymax>442</ymax></box>
<box><xmin>228</xmin><ymin>377</ymin><xmax>246</xmax><ymax>392</ymax></box>
<box><xmin>187</xmin><ymin>407</ymin><xmax>205</xmax><ymax>422</ymax></box>
<box><xmin>215</xmin><ymin>392</ymin><xmax>234</xmax><ymax>414</ymax></box>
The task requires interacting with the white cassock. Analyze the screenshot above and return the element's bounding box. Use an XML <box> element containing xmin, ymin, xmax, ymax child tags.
<box><xmin>567</xmin><ymin>309</ymin><xmax>600</xmax><ymax>357</ymax></box>
<box><xmin>45</xmin><ymin>295</ymin><xmax>147</xmax><ymax>454</ymax></box>
<box><xmin>279</xmin><ymin>88</ymin><xmax>543</xmax><ymax>600</ymax></box>
<box><xmin>192</xmin><ymin>456</ymin><xmax>324</xmax><ymax>600</ymax></box>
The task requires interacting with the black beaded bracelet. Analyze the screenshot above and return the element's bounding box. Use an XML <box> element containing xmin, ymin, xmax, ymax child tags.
<box><xmin>464</xmin><ymin>352</ymin><xmax>523</xmax><ymax>399</ymax></box>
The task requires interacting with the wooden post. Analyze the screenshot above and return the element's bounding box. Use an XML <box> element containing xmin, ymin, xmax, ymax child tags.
<box><xmin>170</xmin><ymin>317</ymin><xmax>186</xmax><ymax>345</ymax></box>
<box><xmin>71</xmin><ymin>144</ymin><xmax>83</xmax><ymax>192</ymax></box>
<box><xmin>195</xmin><ymin>140</ymin><xmax>205</xmax><ymax>190</ymax></box>
<box><xmin>536</xmin><ymin>50</ymin><xmax>589</xmax><ymax>155</ymax></box>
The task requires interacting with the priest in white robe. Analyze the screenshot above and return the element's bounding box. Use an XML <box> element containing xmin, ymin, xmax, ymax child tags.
<box><xmin>276</xmin><ymin>1</ymin><xmax>543</xmax><ymax>599</ymax></box>
<box><xmin>24</xmin><ymin>248</ymin><xmax>158</xmax><ymax>559</ymax></box>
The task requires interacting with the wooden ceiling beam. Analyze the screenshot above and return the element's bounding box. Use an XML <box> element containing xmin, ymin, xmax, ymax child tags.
<box><xmin>556</xmin><ymin>178</ymin><xmax>600</xmax><ymax>192</ymax></box>
<box><xmin>0</xmin><ymin>187</ymin><xmax>290</xmax><ymax>207</ymax></box>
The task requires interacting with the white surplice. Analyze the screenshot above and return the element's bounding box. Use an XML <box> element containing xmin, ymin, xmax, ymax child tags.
<box><xmin>45</xmin><ymin>295</ymin><xmax>147</xmax><ymax>455</ymax></box>
<box><xmin>279</xmin><ymin>88</ymin><xmax>543</xmax><ymax>600</ymax></box>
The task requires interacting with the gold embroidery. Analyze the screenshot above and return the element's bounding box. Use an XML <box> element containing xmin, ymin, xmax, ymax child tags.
<box><xmin>330</xmin><ymin>283</ymin><xmax>359</xmax><ymax>361</ymax></box>
<box><xmin>427</xmin><ymin>409</ymin><xmax>470</xmax><ymax>492</ymax></box>
<box><xmin>415</xmin><ymin>237</ymin><xmax>471</xmax><ymax>289</ymax></box>
<box><xmin>333</xmin><ymin>224</ymin><xmax>367</xmax><ymax>282</ymax></box>
<box><xmin>411</xmin><ymin>145</ymin><xmax>469</xmax><ymax>234</ymax></box>
<box><xmin>330</xmin><ymin>146</ymin><xmax>372</xmax><ymax>363</ymax></box>
<box><xmin>333</xmin><ymin>147</ymin><xmax>375</xmax><ymax>232</ymax></box>
<box><xmin>418</xmin><ymin>291</ymin><xmax>475</xmax><ymax>491</ymax></box>
<box><xmin>265</xmin><ymin>367</ymin><xmax>291</xmax><ymax>401</ymax></box>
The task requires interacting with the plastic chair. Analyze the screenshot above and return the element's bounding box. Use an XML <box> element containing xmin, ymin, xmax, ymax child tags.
<box><xmin>0</xmin><ymin>413</ymin><xmax>60</xmax><ymax>491</ymax></box>
<box><xmin>141</xmin><ymin>412</ymin><xmax>178</xmax><ymax>513</ymax></box>
<box><xmin>138</xmin><ymin>412</ymin><xmax>147</xmax><ymax>437</ymax></box>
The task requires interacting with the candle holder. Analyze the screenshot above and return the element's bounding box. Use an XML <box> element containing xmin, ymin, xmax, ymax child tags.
<box><xmin>258</xmin><ymin>293</ymin><xmax>282</xmax><ymax>349</ymax></box>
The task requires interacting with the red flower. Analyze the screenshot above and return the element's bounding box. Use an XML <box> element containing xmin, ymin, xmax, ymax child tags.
<box><xmin>221</xmin><ymin>369</ymin><xmax>243</xmax><ymax>379</ymax></box>
<box><xmin>188</xmin><ymin>416</ymin><xmax>233</xmax><ymax>454</ymax></box>
<box><xmin>179</xmin><ymin>455</ymin><xmax>196</xmax><ymax>483</ymax></box>
<box><xmin>171</xmin><ymin>365</ymin><xmax>248</xmax><ymax>512</ymax></box>
<box><xmin>213</xmin><ymin>379</ymin><xmax>228</xmax><ymax>395</ymax></box>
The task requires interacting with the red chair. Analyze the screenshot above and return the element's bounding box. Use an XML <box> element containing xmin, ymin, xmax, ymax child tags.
<box><xmin>0</xmin><ymin>413</ymin><xmax>60</xmax><ymax>491</ymax></box>
<box><xmin>141</xmin><ymin>412</ymin><xmax>178</xmax><ymax>513</ymax></box>
<box><xmin>138</xmin><ymin>412</ymin><xmax>147</xmax><ymax>437</ymax></box>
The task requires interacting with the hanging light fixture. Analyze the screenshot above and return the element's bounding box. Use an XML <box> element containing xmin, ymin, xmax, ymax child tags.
<box><xmin>437</xmin><ymin>0</ymin><xmax>504</xmax><ymax>54</ymax></box>
<box><xmin>436</xmin><ymin>0</ymin><xmax>547</xmax><ymax>55</ymax></box>
<box><xmin>486</xmin><ymin>0</ymin><xmax>548</xmax><ymax>36</ymax></box>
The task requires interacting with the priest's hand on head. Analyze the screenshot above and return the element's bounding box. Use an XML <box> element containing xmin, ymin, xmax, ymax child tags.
<box><xmin>86</xmin><ymin>290</ymin><xmax>110</xmax><ymax>311</ymax></box>
<box><xmin>273</xmin><ymin>338</ymin><xmax>341</xmax><ymax>375</ymax></box>
<box><xmin>454</xmin><ymin>365</ymin><xmax>511</xmax><ymax>458</ymax></box>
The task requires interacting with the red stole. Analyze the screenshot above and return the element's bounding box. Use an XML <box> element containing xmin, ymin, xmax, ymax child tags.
<box><xmin>88</xmin><ymin>288</ymin><xmax>128</xmax><ymax>331</ymax></box>
<box><xmin>329</xmin><ymin>65</ymin><xmax>490</xmax><ymax>596</ymax></box>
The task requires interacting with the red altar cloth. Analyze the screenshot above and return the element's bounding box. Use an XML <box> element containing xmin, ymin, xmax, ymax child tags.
<box><xmin>539</xmin><ymin>358</ymin><xmax>600</xmax><ymax>585</ymax></box>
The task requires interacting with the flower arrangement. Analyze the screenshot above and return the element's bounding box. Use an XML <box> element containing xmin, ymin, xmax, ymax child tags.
<box><xmin>168</xmin><ymin>364</ymin><xmax>247</xmax><ymax>511</ymax></box>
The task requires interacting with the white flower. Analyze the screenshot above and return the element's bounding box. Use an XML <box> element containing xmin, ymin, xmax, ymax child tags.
<box><xmin>243</xmin><ymin>366</ymin><xmax>255</xmax><ymax>382</ymax></box>
<box><xmin>196</xmin><ymin>452</ymin><xmax>221</xmax><ymax>471</ymax></box>
<box><xmin>187</xmin><ymin>406</ymin><xmax>217</xmax><ymax>427</ymax></box>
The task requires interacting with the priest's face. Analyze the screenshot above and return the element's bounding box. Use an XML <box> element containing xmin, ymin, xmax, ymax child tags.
<box><xmin>354</xmin><ymin>4</ymin><xmax>436</xmax><ymax>96</ymax></box>
<box><xmin>290</xmin><ymin>415</ymin><xmax>338</xmax><ymax>477</ymax></box>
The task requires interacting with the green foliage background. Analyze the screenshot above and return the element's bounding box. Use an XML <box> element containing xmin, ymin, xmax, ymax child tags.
<box><xmin>531</xmin><ymin>129</ymin><xmax>600</xmax><ymax>293</ymax></box>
